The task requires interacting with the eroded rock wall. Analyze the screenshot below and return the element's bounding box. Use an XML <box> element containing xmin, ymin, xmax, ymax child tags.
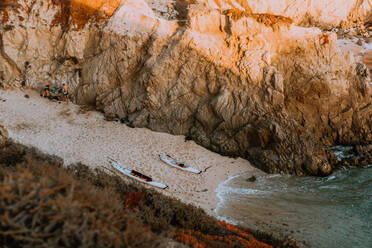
<box><xmin>0</xmin><ymin>0</ymin><xmax>371</xmax><ymax>175</ymax></box>
<box><xmin>202</xmin><ymin>0</ymin><xmax>371</xmax><ymax>27</ymax></box>
<box><xmin>0</xmin><ymin>0</ymin><xmax>120</xmax><ymax>90</ymax></box>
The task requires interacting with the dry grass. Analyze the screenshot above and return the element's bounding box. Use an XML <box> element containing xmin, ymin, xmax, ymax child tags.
<box><xmin>0</xmin><ymin>140</ymin><xmax>163</xmax><ymax>247</ymax></box>
<box><xmin>0</xmin><ymin>137</ymin><xmax>299</xmax><ymax>247</ymax></box>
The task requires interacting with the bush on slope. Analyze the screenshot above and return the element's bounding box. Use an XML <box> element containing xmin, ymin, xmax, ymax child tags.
<box><xmin>0</xmin><ymin>138</ymin><xmax>299</xmax><ymax>248</ymax></box>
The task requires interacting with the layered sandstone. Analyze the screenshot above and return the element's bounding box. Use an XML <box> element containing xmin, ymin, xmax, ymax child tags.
<box><xmin>0</xmin><ymin>0</ymin><xmax>371</xmax><ymax>175</ymax></box>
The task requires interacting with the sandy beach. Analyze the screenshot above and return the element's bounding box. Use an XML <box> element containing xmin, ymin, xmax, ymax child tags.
<box><xmin>0</xmin><ymin>88</ymin><xmax>262</xmax><ymax>215</ymax></box>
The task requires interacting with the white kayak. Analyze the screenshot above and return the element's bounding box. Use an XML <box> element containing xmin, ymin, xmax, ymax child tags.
<box><xmin>159</xmin><ymin>155</ymin><xmax>201</xmax><ymax>174</ymax></box>
<box><xmin>104</xmin><ymin>155</ymin><xmax>168</xmax><ymax>189</ymax></box>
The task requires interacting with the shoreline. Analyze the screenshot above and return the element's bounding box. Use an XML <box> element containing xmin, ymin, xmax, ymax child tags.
<box><xmin>214</xmin><ymin>167</ymin><xmax>372</xmax><ymax>248</ymax></box>
<box><xmin>0</xmin><ymin>88</ymin><xmax>262</xmax><ymax>216</ymax></box>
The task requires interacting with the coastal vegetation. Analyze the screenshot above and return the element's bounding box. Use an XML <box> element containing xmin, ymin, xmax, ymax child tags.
<box><xmin>0</xmin><ymin>132</ymin><xmax>299</xmax><ymax>247</ymax></box>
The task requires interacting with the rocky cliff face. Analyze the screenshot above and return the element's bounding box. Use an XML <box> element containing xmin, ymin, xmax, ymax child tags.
<box><xmin>1</xmin><ymin>0</ymin><xmax>371</xmax><ymax>175</ymax></box>
<box><xmin>204</xmin><ymin>0</ymin><xmax>371</xmax><ymax>27</ymax></box>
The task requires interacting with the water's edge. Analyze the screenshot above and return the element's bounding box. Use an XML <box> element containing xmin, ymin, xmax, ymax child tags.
<box><xmin>215</xmin><ymin>164</ymin><xmax>372</xmax><ymax>248</ymax></box>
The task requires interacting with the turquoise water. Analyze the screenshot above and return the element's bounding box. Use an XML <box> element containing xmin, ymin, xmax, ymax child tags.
<box><xmin>215</xmin><ymin>166</ymin><xmax>372</xmax><ymax>247</ymax></box>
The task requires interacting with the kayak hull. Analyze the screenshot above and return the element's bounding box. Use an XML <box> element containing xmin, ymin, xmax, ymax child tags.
<box><xmin>107</xmin><ymin>159</ymin><xmax>168</xmax><ymax>189</ymax></box>
<box><xmin>159</xmin><ymin>155</ymin><xmax>201</xmax><ymax>174</ymax></box>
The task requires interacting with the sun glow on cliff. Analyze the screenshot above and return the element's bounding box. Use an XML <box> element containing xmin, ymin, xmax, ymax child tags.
<box><xmin>73</xmin><ymin>0</ymin><xmax>122</xmax><ymax>16</ymax></box>
<box><xmin>50</xmin><ymin>0</ymin><xmax>122</xmax><ymax>28</ymax></box>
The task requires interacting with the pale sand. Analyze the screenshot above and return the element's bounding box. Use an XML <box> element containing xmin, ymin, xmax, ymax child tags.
<box><xmin>0</xmin><ymin>89</ymin><xmax>261</xmax><ymax>215</ymax></box>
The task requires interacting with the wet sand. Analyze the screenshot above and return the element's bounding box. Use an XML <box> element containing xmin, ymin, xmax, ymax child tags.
<box><xmin>0</xmin><ymin>88</ymin><xmax>261</xmax><ymax>215</ymax></box>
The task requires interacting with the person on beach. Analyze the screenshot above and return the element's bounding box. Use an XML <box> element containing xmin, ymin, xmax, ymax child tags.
<box><xmin>62</xmin><ymin>83</ymin><xmax>69</xmax><ymax>102</ymax></box>
<box><xmin>42</xmin><ymin>82</ymin><xmax>50</xmax><ymax>97</ymax></box>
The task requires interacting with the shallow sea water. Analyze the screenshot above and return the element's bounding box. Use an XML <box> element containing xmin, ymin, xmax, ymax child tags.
<box><xmin>216</xmin><ymin>160</ymin><xmax>372</xmax><ymax>247</ymax></box>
